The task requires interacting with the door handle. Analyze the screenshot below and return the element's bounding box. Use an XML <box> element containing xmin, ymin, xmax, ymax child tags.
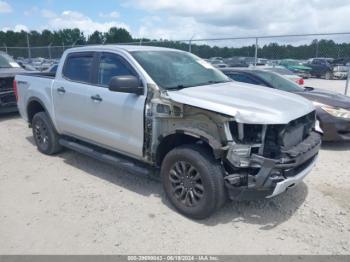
<box><xmin>57</xmin><ymin>87</ymin><xmax>66</xmax><ymax>94</ymax></box>
<box><xmin>91</xmin><ymin>94</ymin><xmax>102</xmax><ymax>102</ymax></box>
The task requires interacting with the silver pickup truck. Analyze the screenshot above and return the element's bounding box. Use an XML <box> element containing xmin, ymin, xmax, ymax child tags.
<box><xmin>14</xmin><ymin>45</ymin><xmax>322</xmax><ymax>219</ymax></box>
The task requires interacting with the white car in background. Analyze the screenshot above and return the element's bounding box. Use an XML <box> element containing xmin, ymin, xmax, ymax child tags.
<box><xmin>257</xmin><ymin>66</ymin><xmax>305</xmax><ymax>85</ymax></box>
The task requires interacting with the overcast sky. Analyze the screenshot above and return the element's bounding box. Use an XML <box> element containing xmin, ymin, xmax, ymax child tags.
<box><xmin>1</xmin><ymin>0</ymin><xmax>350</xmax><ymax>40</ymax></box>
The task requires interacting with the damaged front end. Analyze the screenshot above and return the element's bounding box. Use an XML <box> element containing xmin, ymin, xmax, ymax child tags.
<box><xmin>224</xmin><ymin>111</ymin><xmax>321</xmax><ymax>200</ymax></box>
<box><xmin>145</xmin><ymin>85</ymin><xmax>320</xmax><ymax>200</ymax></box>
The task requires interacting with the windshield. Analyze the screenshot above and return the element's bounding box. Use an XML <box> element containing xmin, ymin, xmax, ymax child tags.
<box><xmin>252</xmin><ymin>70</ymin><xmax>305</xmax><ymax>92</ymax></box>
<box><xmin>131</xmin><ymin>50</ymin><xmax>231</xmax><ymax>90</ymax></box>
<box><xmin>0</xmin><ymin>52</ymin><xmax>20</xmax><ymax>68</ymax></box>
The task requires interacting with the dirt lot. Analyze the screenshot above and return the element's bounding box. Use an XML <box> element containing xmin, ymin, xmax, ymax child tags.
<box><xmin>304</xmin><ymin>78</ymin><xmax>349</xmax><ymax>95</ymax></box>
<box><xmin>1</xmin><ymin>79</ymin><xmax>350</xmax><ymax>254</ymax></box>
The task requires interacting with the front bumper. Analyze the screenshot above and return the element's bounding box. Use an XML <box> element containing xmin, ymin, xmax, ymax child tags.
<box><xmin>317</xmin><ymin>108</ymin><xmax>350</xmax><ymax>141</ymax></box>
<box><xmin>333</xmin><ymin>72</ymin><xmax>348</xmax><ymax>79</ymax></box>
<box><xmin>266</xmin><ymin>156</ymin><xmax>317</xmax><ymax>198</ymax></box>
<box><xmin>225</xmin><ymin>132</ymin><xmax>321</xmax><ymax>200</ymax></box>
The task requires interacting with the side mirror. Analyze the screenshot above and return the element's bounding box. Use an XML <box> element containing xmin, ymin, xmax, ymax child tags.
<box><xmin>108</xmin><ymin>75</ymin><xmax>143</xmax><ymax>95</ymax></box>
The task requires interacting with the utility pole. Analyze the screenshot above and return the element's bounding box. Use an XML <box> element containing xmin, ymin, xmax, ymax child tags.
<box><xmin>26</xmin><ymin>33</ymin><xmax>31</xmax><ymax>59</ymax></box>
<box><xmin>189</xmin><ymin>34</ymin><xmax>195</xmax><ymax>53</ymax></box>
<box><xmin>315</xmin><ymin>39</ymin><xmax>319</xmax><ymax>58</ymax></box>
<box><xmin>48</xmin><ymin>43</ymin><xmax>52</xmax><ymax>59</ymax></box>
<box><xmin>254</xmin><ymin>37</ymin><xmax>258</xmax><ymax>67</ymax></box>
<box><xmin>345</xmin><ymin>66</ymin><xmax>350</xmax><ymax>96</ymax></box>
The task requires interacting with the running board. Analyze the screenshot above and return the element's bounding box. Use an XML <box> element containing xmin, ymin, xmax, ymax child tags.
<box><xmin>59</xmin><ymin>138</ymin><xmax>159</xmax><ymax>180</ymax></box>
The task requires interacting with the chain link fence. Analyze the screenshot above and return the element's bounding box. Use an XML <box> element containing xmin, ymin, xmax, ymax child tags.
<box><xmin>0</xmin><ymin>45</ymin><xmax>74</xmax><ymax>59</ymax></box>
<box><xmin>1</xmin><ymin>32</ymin><xmax>350</xmax><ymax>94</ymax></box>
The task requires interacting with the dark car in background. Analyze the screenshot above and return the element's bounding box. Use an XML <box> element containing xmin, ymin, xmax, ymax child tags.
<box><xmin>304</xmin><ymin>58</ymin><xmax>334</xmax><ymax>80</ymax></box>
<box><xmin>0</xmin><ymin>51</ymin><xmax>27</xmax><ymax>113</ymax></box>
<box><xmin>221</xmin><ymin>68</ymin><xmax>350</xmax><ymax>141</ymax></box>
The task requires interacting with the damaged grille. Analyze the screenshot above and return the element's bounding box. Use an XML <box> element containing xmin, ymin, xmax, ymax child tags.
<box><xmin>264</xmin><ymin>111</ymin><xmax>316</xmax><ymax>158</ymax></box>
<box><xmin>229</xmin><ymin>122</ymin><xmax>263</xmax><ymax>144</ymax></box>
<box><xmin>229</xmin><ymin>111</ymin><xmax>316</xmax><ymax>159</ymax></box>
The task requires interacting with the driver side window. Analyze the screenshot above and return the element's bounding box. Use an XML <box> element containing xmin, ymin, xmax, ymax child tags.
<box><xmin>97</xmin><ymin>53</ymin><xmax>136</xmax><ymax>87</ymax></box>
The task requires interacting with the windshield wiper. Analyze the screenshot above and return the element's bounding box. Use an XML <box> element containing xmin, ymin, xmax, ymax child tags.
<box><xmin>196</xmin><ymin>80</ymin><xmax>232</xmax><ymax>86</ymax></box>
<box><xmin>165</xmin><ymin>85</ymin><xmax>187</xmax><ymax>90</ymax></box>
<box><xmin>304</xmin><ymin>86</ymin><xmax>314</xmax><ymax>91</ymax></box>
<box><xmin>166</xmin><ymin>80</ymin><xmax>232</xmax><ymax>90</ymax></box>
<box><xmin>209</xmin><ymin>80</ymin><xmax>231</xmax><ymax>84</ymax></box>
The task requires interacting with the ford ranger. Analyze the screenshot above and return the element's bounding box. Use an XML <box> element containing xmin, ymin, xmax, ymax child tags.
<box><xmin>14</xmin><ymin>46</ymin><xmax>322</xmax><ymax>219</ymax></box>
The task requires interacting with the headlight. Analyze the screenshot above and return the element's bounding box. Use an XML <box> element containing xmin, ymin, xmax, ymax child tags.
<box><xmin>313</xmin><ymin>101</ymin><xmax>350</xmax><ymax>119</ymax></box>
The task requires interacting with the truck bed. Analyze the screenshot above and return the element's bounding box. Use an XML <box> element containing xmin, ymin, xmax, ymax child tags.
<box><xmin>17</xmin><ymin>71</ymin><xmax>56</xmax><ymax>79</ymax></box>
<box><xmin>15</xmin><ymin>72</ymin><xmax>56</xmax><ymax>121</ymax></box>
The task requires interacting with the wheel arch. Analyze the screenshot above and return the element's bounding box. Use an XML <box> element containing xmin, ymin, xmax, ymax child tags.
<box><xmin>155</xmin><ymin>129</ymin><xmax>223</xmax><ymax>167</ymax></box>
<box><xmin>26</xmin><ymin>97</ymin><xmax>49</xmax><ymax>124</ymax></box>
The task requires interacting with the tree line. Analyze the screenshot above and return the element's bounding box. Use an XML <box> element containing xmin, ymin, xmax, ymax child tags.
<box><xmin>0</xmin><ymin>27</ymin><xmax>349</xmax><ymax>59</ymax></box>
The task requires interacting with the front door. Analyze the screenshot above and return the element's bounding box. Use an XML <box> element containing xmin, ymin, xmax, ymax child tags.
<box><xmin>79</xmin><ymin>52</ymin><xmax>146</xmax><ymax>158</ymax></box>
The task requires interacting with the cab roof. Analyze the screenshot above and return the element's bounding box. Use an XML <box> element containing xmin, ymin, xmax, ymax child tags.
<box><xmin>67</xmin><ymin>45</ymin><xmax>182</xmax><ymax>53</ymax></box>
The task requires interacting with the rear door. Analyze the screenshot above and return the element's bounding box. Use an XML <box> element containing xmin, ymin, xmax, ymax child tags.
<box><xmin>52</xmin><ymin>52</ymin><xmax>97</xmax><ymax>138</ymax></box>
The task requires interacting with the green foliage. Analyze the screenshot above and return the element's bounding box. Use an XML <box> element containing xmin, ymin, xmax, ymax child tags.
<box><xmin>104</xmin><ymin>27</ymin><xmax>132</xmax><ymax>43</ymax></box>
<box><xmin>0</xmin><ymin>27</ymin><xmax>349</xmax><ymax>59</ymax></box>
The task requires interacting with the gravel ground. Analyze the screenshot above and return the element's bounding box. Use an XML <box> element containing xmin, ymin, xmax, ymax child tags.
<box><xmin>0</xmin><ymin>80</ymin><xmax>350</xmax><ymax>254</ymax></box>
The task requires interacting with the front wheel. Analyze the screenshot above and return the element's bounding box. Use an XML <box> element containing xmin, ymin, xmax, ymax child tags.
<box><xmin>325</xmin><ymin>71</ymin><xmax>333</xmax><ymax>80</ymax></box>
<box><xmin>161</xmin><ymin>144</ymin><xmax>226</xmax><ymax>219</ymax></box>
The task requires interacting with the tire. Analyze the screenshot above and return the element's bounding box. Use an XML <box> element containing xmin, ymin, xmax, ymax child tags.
<box><xmin>32</xmin><ymin>112</ymin><xmax>62</xmax><ymax>155</ymax></box>
<box><xmin>325</xmin><ymin>71</ymin><xmax>333</xmax><ymax>80</ymax></box>
<box><xmin>161</xmin><ymin>144</ymin><xmax>226</xmax><ymax>219</ymax></box>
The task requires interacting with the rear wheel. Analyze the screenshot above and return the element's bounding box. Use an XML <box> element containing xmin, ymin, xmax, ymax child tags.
<box><xmin>32</xmin><ymin>112</ymin><xmax>62</xmax><ymax>155</ymax></box>
<box><xmin>161</xmin><ymin>144</ymin><xmax>226</xmax><ymax>219</ymax></box>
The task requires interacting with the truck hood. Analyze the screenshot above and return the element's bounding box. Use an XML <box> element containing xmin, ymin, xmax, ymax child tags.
<box><xmin>166</xmin><ymin>82</ymin><xmax>315</xmax><ymax>124</ymax></box>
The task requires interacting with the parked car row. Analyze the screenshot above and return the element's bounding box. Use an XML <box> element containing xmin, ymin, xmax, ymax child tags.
<box><xmin>16</xmin><ymin>56</ymin><xmax>59</xmax><ymax>72</ymax></box>
<box><xmin>205</xmin><ymin>56</ymin><xmax>350</xmax><ymax>80</ymax></box>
